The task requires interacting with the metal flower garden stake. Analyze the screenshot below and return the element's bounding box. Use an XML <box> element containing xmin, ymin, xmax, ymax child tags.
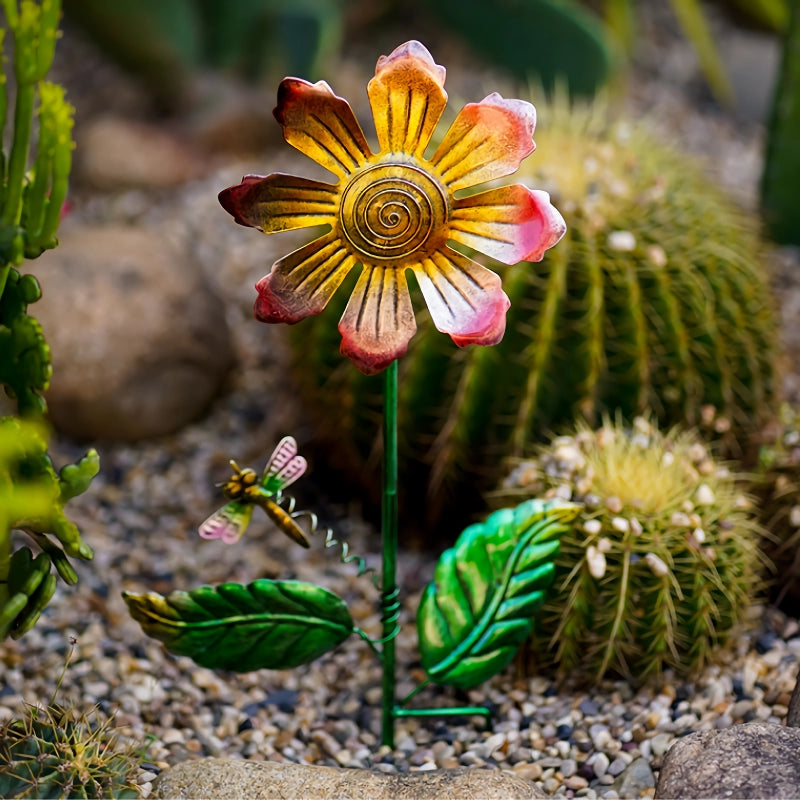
<box><xmin>124</xmin><ymin>41</ymin><xmax>573</xmax><ymax>748</ymax></box>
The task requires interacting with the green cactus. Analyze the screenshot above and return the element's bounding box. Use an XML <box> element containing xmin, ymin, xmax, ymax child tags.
<box><xmin>491</xmin><ymin>415</ymin><xmax>765</xmax><ymax>683</ymax></box>
<box><xmin>0</xmin><ymin>417</ymin><xmax>98</xmax><ymax>640</ymax></box>
<box><xmin>0</xmin><ymin>2</ymin><xmax>97</xmax><ymax>639</ymax></box>
<box><xmin>0</xmin><ymin>268</ymin><xmax>51</xmax><ymax>415</ymax></box>
<box><xmin>753</xmin><ymin>402</ymin><xmax>800</xmax><ymax>611</ymax></box>
<box><xmin>761</xmin><ymin>0</ymin><xmax>800</xmax><ymax>244</ymax></box>
<box><xmin>0</xmin><ymin>703</ymin><xmax>143</xmax><ymax>798</ymax></box>
<box><xmin>288</xmin><ymin>98</ymin><xmax>778</xmax><ymax>534</ymax></box>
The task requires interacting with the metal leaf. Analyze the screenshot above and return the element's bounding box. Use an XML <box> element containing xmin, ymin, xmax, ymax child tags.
<box><xmin>417</xmin><ymin>498</ymin><xmax>580</xmax><ymax>689</ymax></box>
<box><xmin>123</xmin><ymin>579</ymin><xmax>354</xmax><ymax>672</ymax></box>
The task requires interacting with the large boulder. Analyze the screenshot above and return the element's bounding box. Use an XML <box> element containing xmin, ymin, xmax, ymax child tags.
<box><xmin>655</xmin><ymin>722</ymin><xmax>800</xmax><ymax>799</ymax></box>
<box><xmin>153</xmin><ymin>759</ymin><xmax>545</xmax><ymax>799</ymax></box>
<box><xmin>33</xmin><ymin>224</ymin><xmax>235</xmax><ymax>441</ymax></box>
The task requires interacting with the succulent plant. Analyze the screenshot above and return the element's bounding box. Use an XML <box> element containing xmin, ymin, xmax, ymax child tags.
<box><xmin>0</xmin><ymin>1</ymin><xmax>100</xmax><ymax>639</ymax></box>
<box><xmin>288</xmin><ymin>98</ymin><xmax>778</xmax><ymax>534</ymax></box>
<box><xmin>0</xmin><ymin>702</ymin><xmax>142</xmax><ymax>799</ymax></box>
<box><xmin>491</xmin><ymin>415</ymin><xmax>765</xmax><ymax>684</ymax></box>
<box><xmin>0</xmin><ymin>416</ymin><xmax>99</xmax><ymax>640</ymax></box>
<box><xmin>753</xmin><ymin>403</ymin><xmax>800</xmax><ymax>612</ymax></box>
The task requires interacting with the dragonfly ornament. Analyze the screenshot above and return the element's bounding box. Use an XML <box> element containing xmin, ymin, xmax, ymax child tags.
<box><xmin>199</xmin><ymin>436</ymin><xmax>310</xmax><ymax>548</ymax></box>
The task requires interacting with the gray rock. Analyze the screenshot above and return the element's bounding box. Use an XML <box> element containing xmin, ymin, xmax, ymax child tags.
<box><xmin>614</xmin><ymin>757</ymin><xmax>655</xmax><ymax>797</ymax></box>
<box><xmin>34</xmin><ymin>224</ymin><xmax>234</xmax><ymax>440</ymax></box>
<box><xmin>77</xmin><ymin>116</ymin><xmax>202</xmax><ymax>190</ymax></box>
<box><xmin>788</xmin><ymin>665</ymin><xmax>800</xmax><ymax>727</ymax></box>
<box><xmin>153</xmin><ymin>758</ymin><xmax>546</xmax><ymax>799</ymax></box>
<box><xmin>655</xmin><ymin>722</ymin><xmax>800</xmax><ymax>799</ymax></box>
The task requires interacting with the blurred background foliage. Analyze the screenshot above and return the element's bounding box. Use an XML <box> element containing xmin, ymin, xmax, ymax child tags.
<box><xmin>62</xmin><ymin>0</ymin><xmax>788</xmax><ymax>102</ymax></box>
<box><xmin>61</xmin><ymin>0</ymin><xmax>798</xmax><ymax>241</ymax></box>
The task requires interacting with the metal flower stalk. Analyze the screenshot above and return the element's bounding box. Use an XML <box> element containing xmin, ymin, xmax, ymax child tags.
<box><xmin>124</xmin><ymin>40</ymin><xmax>572</xmax><ymax>749</ymax></box>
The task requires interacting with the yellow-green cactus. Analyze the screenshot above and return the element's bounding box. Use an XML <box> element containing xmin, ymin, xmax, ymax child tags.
<box><xmin>493</xmin><ymin>415</ymin><xmax>766</xmax><ymax>683</ymax></box>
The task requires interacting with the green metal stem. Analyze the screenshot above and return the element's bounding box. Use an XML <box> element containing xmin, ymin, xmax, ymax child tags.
<box><xmin>380</xmin><ymin>359</ymin><xmax>399</xmax><ymax>748</ymax></box>
<box><xmin>395</xmin><ymin>706</ymin><xmax>493</xmax><ymax>726</ymax></box>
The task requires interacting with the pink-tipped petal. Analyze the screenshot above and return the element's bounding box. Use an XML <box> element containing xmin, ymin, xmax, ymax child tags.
<box><xmin>255</xmin><ymin>232</ymin><xmax>357</xmax><ymax>324</ymax></box>
<box><xmin>367</xmin><ymin>40</ymin><xmax>448</xmax><ymax>158</ymax></box>
<box><xmin>449</xmin><ymin>184</ymin><xmax>567</xmax><ymax>265</ymax></box>
<box><xmin>338</xmin><ymin>265</ymin><xmax>417</xmax><ymax>374</ymax></box>
<box><xmin>219</xmin><ymin>173</ymin><xmax>339</xmax><ymax>233</ymax></box>
<box><xmin>450</xmin><ymin>304</ymin><xmax>507</xmax><ymax>347</ymax></box>
<box><xmin>274</xmin><ymin>78</ymin><xmax>372</xmax><ymax>178</ymax></box>
<box><xmin>412</xmin><ymin>249</ymin><xmax>511</xmax><ymax>344</ymax></box>
<box><xmin>431</xmin><ymin>93</ymin><xmax>536</xmax><ymax>191</ymax></box>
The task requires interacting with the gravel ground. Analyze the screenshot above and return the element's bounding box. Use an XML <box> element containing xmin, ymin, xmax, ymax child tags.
<box><xmin>3</xmin><ymin>4</ymin><xmax>800</xmax><ymax>799</ymax></box>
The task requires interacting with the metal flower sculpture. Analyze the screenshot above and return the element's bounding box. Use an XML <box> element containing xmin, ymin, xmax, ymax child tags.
<box><xmin>219</xmin><ymin>40</ymin><xmax>565</xmax><ymax>374</ymax></box>
<box><xmin>126</xmin><ymin>40</ymin><xmax>572</xmax><ymax>750</ymax></box>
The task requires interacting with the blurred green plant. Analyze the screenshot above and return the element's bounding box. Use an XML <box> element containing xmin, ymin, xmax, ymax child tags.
<box><xmin>492</xmin><ymin>415</ymin><xmax>766</xmax><ymax>683</ymax></box>
<box><xmin>760</xmin><ymin>0</ymin><xmax>800</xmax><ymax>244</ymax></box>
<box><xmin>754</xmin><ymin>403</ymin><xmax>800</xmax><ymax>611</ymax></box>
<box><xmin>63</xmin><ymin>0</ymin><xmax>351</xmax><ymax>108</ymax></box>
<box><xmin>0</xmin><ymin>417</ymin><xmax>98</xmax><ymax>640</ymax></box>
<box><xmin>291</xmin><ymin>97</ymin><xmax>778</xmax><ymax>535</ymax></box>
<box><xmin>601</xmin><ymin>0</ymin><xmax>789</xmax><ymax>106</ymax></box>
<box><xmin>426</xmin><ymin>0</ymin><xmax>615</xmax><ymax>97</ymax></box>
<box><xmin>0</xmin><ymin>0</ymin><xmax>98</xmax><ymax>640</ymax></box>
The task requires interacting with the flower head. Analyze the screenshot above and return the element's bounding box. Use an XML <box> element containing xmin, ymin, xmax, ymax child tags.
<box><xmin>220</xmin><ymin>40</ymin><xmax>565</xmax><ymax>374</ymax></box>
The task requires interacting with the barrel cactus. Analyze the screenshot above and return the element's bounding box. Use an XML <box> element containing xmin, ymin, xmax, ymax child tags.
<box><xmin>492</xmin><ymin>415</ymin><xmax>765</xmax><ymax>683</ymax></box>
<box><xmin>0</xmin><ymin>703</ymin><xmax>143</xmax><ymax>799</ymax></box>
<box><xmin>288</xmin><ymin>98</ymin><xmax>777</xmax><ymax>533</ymax></box>
<box><xmin>753</xmin><ymin>402</ymin><xmax>800</xmax><ymax>611</ymax></box>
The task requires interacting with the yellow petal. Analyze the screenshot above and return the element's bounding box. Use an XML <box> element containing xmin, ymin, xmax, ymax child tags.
<box><xmin>449</xmin><ymin>184</ymin><xmax>566</xmax><ymax>264</ymax></box>
<box><xmin>275</xmin><ymin>78</ymin><xmax>372</xmax><ymax>178</ymax></box>
<box><xmin>367</xmin><ymin>40</ymin><xmax>448</xmax><ymax>158</ymax></box>
<box><xmin>255</xmin><ymin>232</ymin><xmax>357</xmax><ymax>323</ymax></box>
<box><xmin>219</xmin><ymin>173</ymin><xmax>339</xmax><ymax>233</ymax></box>
<box><xmin>338</xmin><ymin>265</ymin><xmax>417</xmax><ymax>374</ymax></box>
<box><xmin>411</xmin><ymin>248</ymin><xmax>510</xmax><ymax>341</ymax></box>
<box><xmin>431</xmin><ymin>93</ymin><xmax>536</xmax><ymax>192</ymax></box>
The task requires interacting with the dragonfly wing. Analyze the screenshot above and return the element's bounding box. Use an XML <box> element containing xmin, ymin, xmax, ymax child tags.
<box><xmin>198</xmin><ymin>502</ymin><xmax>253</xmax><ymax>545</ymax></box>
<box><xmin>262</xmin><ymin>436</ymin><xmax>307</xmax><ymax>494</ymax></box>
<box><xmin>270</xmin><ymin>455</ymin><xmax>308</xmax><ymax>491</ymax></box>
<box><xmin>264</xmin><ymin>436</ymin><xmax>298</xmax><ymax>475</ymax></box>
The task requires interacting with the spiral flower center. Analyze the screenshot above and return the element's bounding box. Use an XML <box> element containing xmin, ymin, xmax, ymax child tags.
<box><xmin>339</xmin><ymin>161</ymin><xmax>447</xmax><ymax>262</ymax></box>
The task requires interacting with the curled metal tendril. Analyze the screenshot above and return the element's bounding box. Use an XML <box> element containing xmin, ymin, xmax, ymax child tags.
<box><xmin>275</xmin><ymin>493</ymin><xmax>380</xmax><ymax>589</ymax></box>
<box><xmin>379</xmin><ymin>585</ymin><xmax>402</xmax><ymax>645</ymax></box>
<box><xmin>275</xmin><ymin>492</ymin><xmax>401</xmax><ymax>647</ymax></box>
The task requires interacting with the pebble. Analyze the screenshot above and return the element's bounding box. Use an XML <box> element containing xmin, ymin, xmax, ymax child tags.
<box><xmin>560</xmin><ymin>758</ymin><xmax>578</xmax><ymax>777</ymax></box>
<box><xmin>591</xmin><ymin>752</ymin><xmax>611</xmax><ymax>777</ymax></box>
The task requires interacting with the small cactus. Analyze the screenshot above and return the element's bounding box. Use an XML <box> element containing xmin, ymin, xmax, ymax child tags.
<box><xmin>288</xmin><ymin>98</ymin><xmax>778</xmax><ymax>533</ymax></box>
<box><xmin>493</xmin><ymin>415</ymin><xmax>766</xmax><ymax>683</ymax></box>
<box><xmin>0</xmin><ymin>703</ymin><xmax>143</xmax><ymax>799</ymax></box>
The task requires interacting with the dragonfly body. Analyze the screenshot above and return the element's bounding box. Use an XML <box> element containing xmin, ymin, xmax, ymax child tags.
<box><xmin>199</xmin><ymin>437</ymin><xmax>310</xmax><ymax>548</ymax></box>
